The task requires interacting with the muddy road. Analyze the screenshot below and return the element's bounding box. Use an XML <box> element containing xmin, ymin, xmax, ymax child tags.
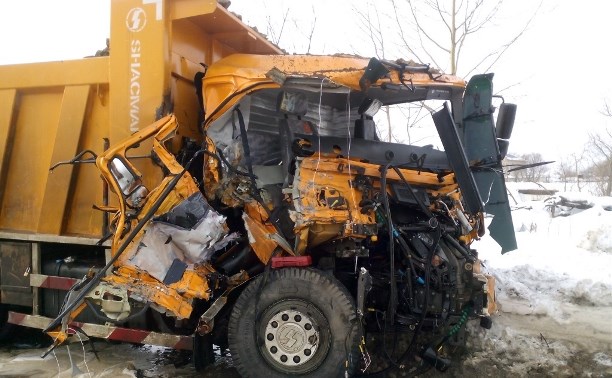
<box><xmin>1</xmin><ymin>306</ymin><xmax>611</xmax><ymax>378</ymax></box>
<box><xmin>0</xmin><ymin>340</ymin><xmax>236</xmax><ymax>378</ymax></box>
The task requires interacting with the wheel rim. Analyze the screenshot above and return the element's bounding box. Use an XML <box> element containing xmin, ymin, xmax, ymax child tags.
<box><xmin>259</xmin><ymin>299</ymin><xmax>330</xmax><ymax>373</ymax></box>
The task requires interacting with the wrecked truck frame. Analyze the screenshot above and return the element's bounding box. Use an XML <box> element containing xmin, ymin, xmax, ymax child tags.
<box><xmin>41</xmin><ymin>54</ymin><xmax>516</xmax><ymax>376</ymax></box>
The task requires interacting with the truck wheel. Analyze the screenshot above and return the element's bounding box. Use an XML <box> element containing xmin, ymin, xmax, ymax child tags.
<box><xmin>228</xmin><ymin>268</ymin><xmax>360</xmax><ymax>377</ymax></box>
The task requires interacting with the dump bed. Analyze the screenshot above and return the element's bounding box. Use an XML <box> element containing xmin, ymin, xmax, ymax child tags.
<box><xmin>0</xmin><ymin>0</ymin><xmax>281</xmax><ymax>242</ymax></box>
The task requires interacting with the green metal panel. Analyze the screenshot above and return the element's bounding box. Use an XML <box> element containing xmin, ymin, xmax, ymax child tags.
<box><xmin>463</xmin><ymin>74</ymin><xmax>517</xmax><ymax>253</ymax></box>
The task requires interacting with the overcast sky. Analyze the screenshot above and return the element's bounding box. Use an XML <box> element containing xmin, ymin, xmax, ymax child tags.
<box><xmin>1</xmin><ymin>0</ymin><xmax>610</xmax><ymax>162</ymax></box>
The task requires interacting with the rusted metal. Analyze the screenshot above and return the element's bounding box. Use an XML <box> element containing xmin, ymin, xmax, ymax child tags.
<box><xmin>29</xmin><ymin>274</ymin><xmax>79</xmax><ymax>291</ymax></box>
<box><xmin>0</xmin><ymin>242</ymin><xmax>32</xmax><ymax>307</ymax></box>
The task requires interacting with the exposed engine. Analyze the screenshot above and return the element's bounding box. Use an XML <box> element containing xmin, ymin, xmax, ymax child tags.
<box><xmin>290</xmin><ymin>158</ymin><xmax>495</xmax><ymax>373</ymax></box>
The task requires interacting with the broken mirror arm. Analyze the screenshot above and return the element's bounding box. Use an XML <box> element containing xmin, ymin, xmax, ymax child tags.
<box><xmin>49</xmin><ymin>149</ymin><xmax>98</xmax><ymax>171</ymax></box>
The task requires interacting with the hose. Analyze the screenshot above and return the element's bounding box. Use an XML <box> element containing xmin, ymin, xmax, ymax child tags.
<box><xmin>380</xmin><ymin>163</ymin><xmax>397</xmax><ymax>326</ymax></box>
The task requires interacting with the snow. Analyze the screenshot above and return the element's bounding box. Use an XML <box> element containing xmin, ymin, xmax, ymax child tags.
<box><xmin>460</xmin><ymin>190</ymin><xmax>612</xmax><ymax>376</ymax></box>
<box><xmin>594</xmin><ymin>352</ymin><xmax>612</xmax><ymax>368</ymax></box>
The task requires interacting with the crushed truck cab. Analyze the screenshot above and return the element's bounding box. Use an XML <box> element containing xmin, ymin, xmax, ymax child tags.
<box><xmin>38</xmin><ymin>54</ymin><xmax>517</xmax><ymax>376</ymax></box>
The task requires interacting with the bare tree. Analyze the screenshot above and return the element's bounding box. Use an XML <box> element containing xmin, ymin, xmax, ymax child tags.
<box><xmin>351</xmin><ymin>0</ymin><xmax>541</xmax><ymax>144</ymax></box>
<box><xmin>514</xmin><ymin>153</ymin><xmax>549</xmax><ymax>183</ymax></box>
<box><xmin>261</xmin><ymin>4</ymin><xmax>317</xmax><ymax>53</ymax></box>
<box><xmin>303</xmin><ymin>11</ymin><xmax>317</xmax><ymax>54</ymax></box>
<box><xmin>587</xmin><ymin>127</ymin><xmax>612</xmax><ymax>196</ymax></box>
<box><xmin>389</xmin><ymin>0</ymin><xmax>542</xmax><ymax>76</ymax></box>
<box><xmin>553</xmin><ymin>101</ymin><xmax>612</xmax><ymax>196</ymax></box>
<box><xmin>354</xmin><ymin>3</ymin><xmax>387</xmax><ymax>59</ymax></box>
<box><xmin>376</xmin><ymin>103</ymin><xmax>433</xmax><ymax>144</ymax></box>
<box><xmin>265</xmin><ymin>8</ymin><xmax>290</xmax><ymax>46</ymax></box>
<box><xmin>602</xmin><ymin>100</ymin><xmax>612</xmax><ymax>118</ymax></box>
<box><xmin>556</xmin><ymin>152</ymin><xmax>585</xmax><ymax>192</ymax></box>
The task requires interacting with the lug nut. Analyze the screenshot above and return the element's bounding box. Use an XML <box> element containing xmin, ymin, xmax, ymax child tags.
<box><xmin>282</xmin><ymin>314</ymin><xmax>289</xmax><ymax>321</ymax></box>
<box><xmin>270</xmin><ymin>346</ymin><xmax>277</xmax><ymax>354</ymax></box>
<box><xmin>267</xmin><ymin>333</ymin><xmax>274</xmax><ymax>341</ymax></box>
<box><xmin>280</xmin><ymin>355</ymin><xmax>288</xmax><ymax>363</ymax></box>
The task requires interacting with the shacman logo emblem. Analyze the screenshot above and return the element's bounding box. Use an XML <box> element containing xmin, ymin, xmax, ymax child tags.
<box><xmin>126</xmin><ymin>7</ymin><xmax>146</xmax><ymax>32</ymax></box>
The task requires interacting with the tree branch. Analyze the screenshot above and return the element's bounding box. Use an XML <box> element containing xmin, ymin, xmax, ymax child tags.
<box><xmin>390</xmin><ymin>0</ymin><xmax>426</xmax><ymax>63</ymax></box>
<box><xmin>409</xmin><ymin>0</ymin><xmax>450</xmax><ymax>53</ymax></box>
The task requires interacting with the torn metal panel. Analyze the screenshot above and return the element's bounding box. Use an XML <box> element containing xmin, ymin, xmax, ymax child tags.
<box><xmin>462</xmin><ymin>74</ymin><xmax>517</xmax><ymax>253</ymax></box>
<box><xmin>127</xmin><ymin>192</ymin><xmax>236</xmax><ymax>282</ymax></box>
<box><xmin>433</xmin><ymin>103</ymin><xmax>483</xmax><ymax>215</ymax></box>
<box><xmin>201</xmin><ymin>55</ymin><xmax>466</xmax><ymax>128</ymax></box>
<box><xmin>242</xmin><ymin>202</ymin><xmax>293</xmax><ymax>263</ymax></box>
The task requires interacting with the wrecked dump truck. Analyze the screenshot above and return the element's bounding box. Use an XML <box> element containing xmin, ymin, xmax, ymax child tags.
<box><xmin>16</xmin><ymin>53</ymin><xmax>516</xmax><ymax>376</ymax></box>
<box><xmin>0</xmin><ymin>3</ymin><xmax>518</xmax><ymax>377</ymax></box>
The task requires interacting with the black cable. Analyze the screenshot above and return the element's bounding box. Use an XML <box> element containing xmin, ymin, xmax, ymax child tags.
<box><xmin>194</xmin><ymin>68</ymin><xmax>207</xmax><ymax>134</ymax></box>
<box><xmin>380</xmin><ymin>164</ymin><xmax>397</xmax><ymax>326</ymax></box>
<box><xmin>363</xmin><ymin>162</ymin><xmax>443</xmax><ymax>374</ymax></box>
<box><xmin>388</xmin><ymin>164</ymin><xmax>445</xmax><ymax>365</ymax></box>
<box><xmin>214</xmin><ymin>147</ymin><xmax>256</xmax><ymax>179</ymax></box>
<box><xmin>72</xmin><ymin>327</ymin><xmax>100</xmax><ymax>360</ymax></box>
<box><xmin>233</xmin><ymin>106</ymin><xmax>289</xmax><ymax>241</ymax></box>
<box><xmin>394</xmin><ymin>233</ymin><xmax>416</xmax><ymax>308</ymax></box>
<box><xmin>382</xmin><ymin>229</ymin><xmax>441</xmax><ymax>371</ymax></box>
<box><xmin>54</xmin><ymin>260</ymin><xmax>64</xmax><ymax>322</ymax></box>
<box><xmin>234</xmin><ymin>106</ymin><xmax>256</xmax><ymax>184</ymax></box>
<box><xmin>396</xmin><ymin>230</ymin><xmax>424</xmax><ymax>266</ymax></box>
<box><xmin>443</xmin><ymin>234</ymin><xmax>476</xmax><ymax>263</ymax></box>
<box><xmin>355</xmin><ymin>245</ymin><xmax>442</xmax><ymax>376</ymax></box>
<box><xmin>395</xmin><ymin>225</ymin><xmax>441</xmax><ymax>367</ymax></box>
<box><xmin>391</xmin><ymin>166</ymin><xmax>433</xmax><ymax>218</ymax></box>
<box><xmin>377</xmin><ymin>165</ymin><xmax>404</xmax><ymax>369</ymax></box>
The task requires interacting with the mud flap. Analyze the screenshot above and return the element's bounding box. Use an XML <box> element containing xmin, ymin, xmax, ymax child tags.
<box><xmin>462</xmin><ymin>74</ymin><xmax>517</xmax><ymax>253</ymax></box>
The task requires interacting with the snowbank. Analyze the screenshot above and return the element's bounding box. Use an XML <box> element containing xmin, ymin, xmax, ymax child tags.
<box><xmin>479</xmin><ymin>193</ymin><xmax>612</xmax><ymax>313</ymax></box>
<box><xmin>462</xmin><ymin>191</ymin><xmax>612</xmax><ymax>376</ymax></box>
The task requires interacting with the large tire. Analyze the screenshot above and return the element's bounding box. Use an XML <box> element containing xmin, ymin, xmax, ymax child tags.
<box><xmin>228</xmin><ymin>268</ymin><xmax>360</xmax><ymax>378</ymax></box>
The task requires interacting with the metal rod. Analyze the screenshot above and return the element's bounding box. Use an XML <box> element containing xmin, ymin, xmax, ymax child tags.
<box><xmin>102</xmin><ymin>138</ymin><xmax>110</xmax><ymax>236</ymax></box>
